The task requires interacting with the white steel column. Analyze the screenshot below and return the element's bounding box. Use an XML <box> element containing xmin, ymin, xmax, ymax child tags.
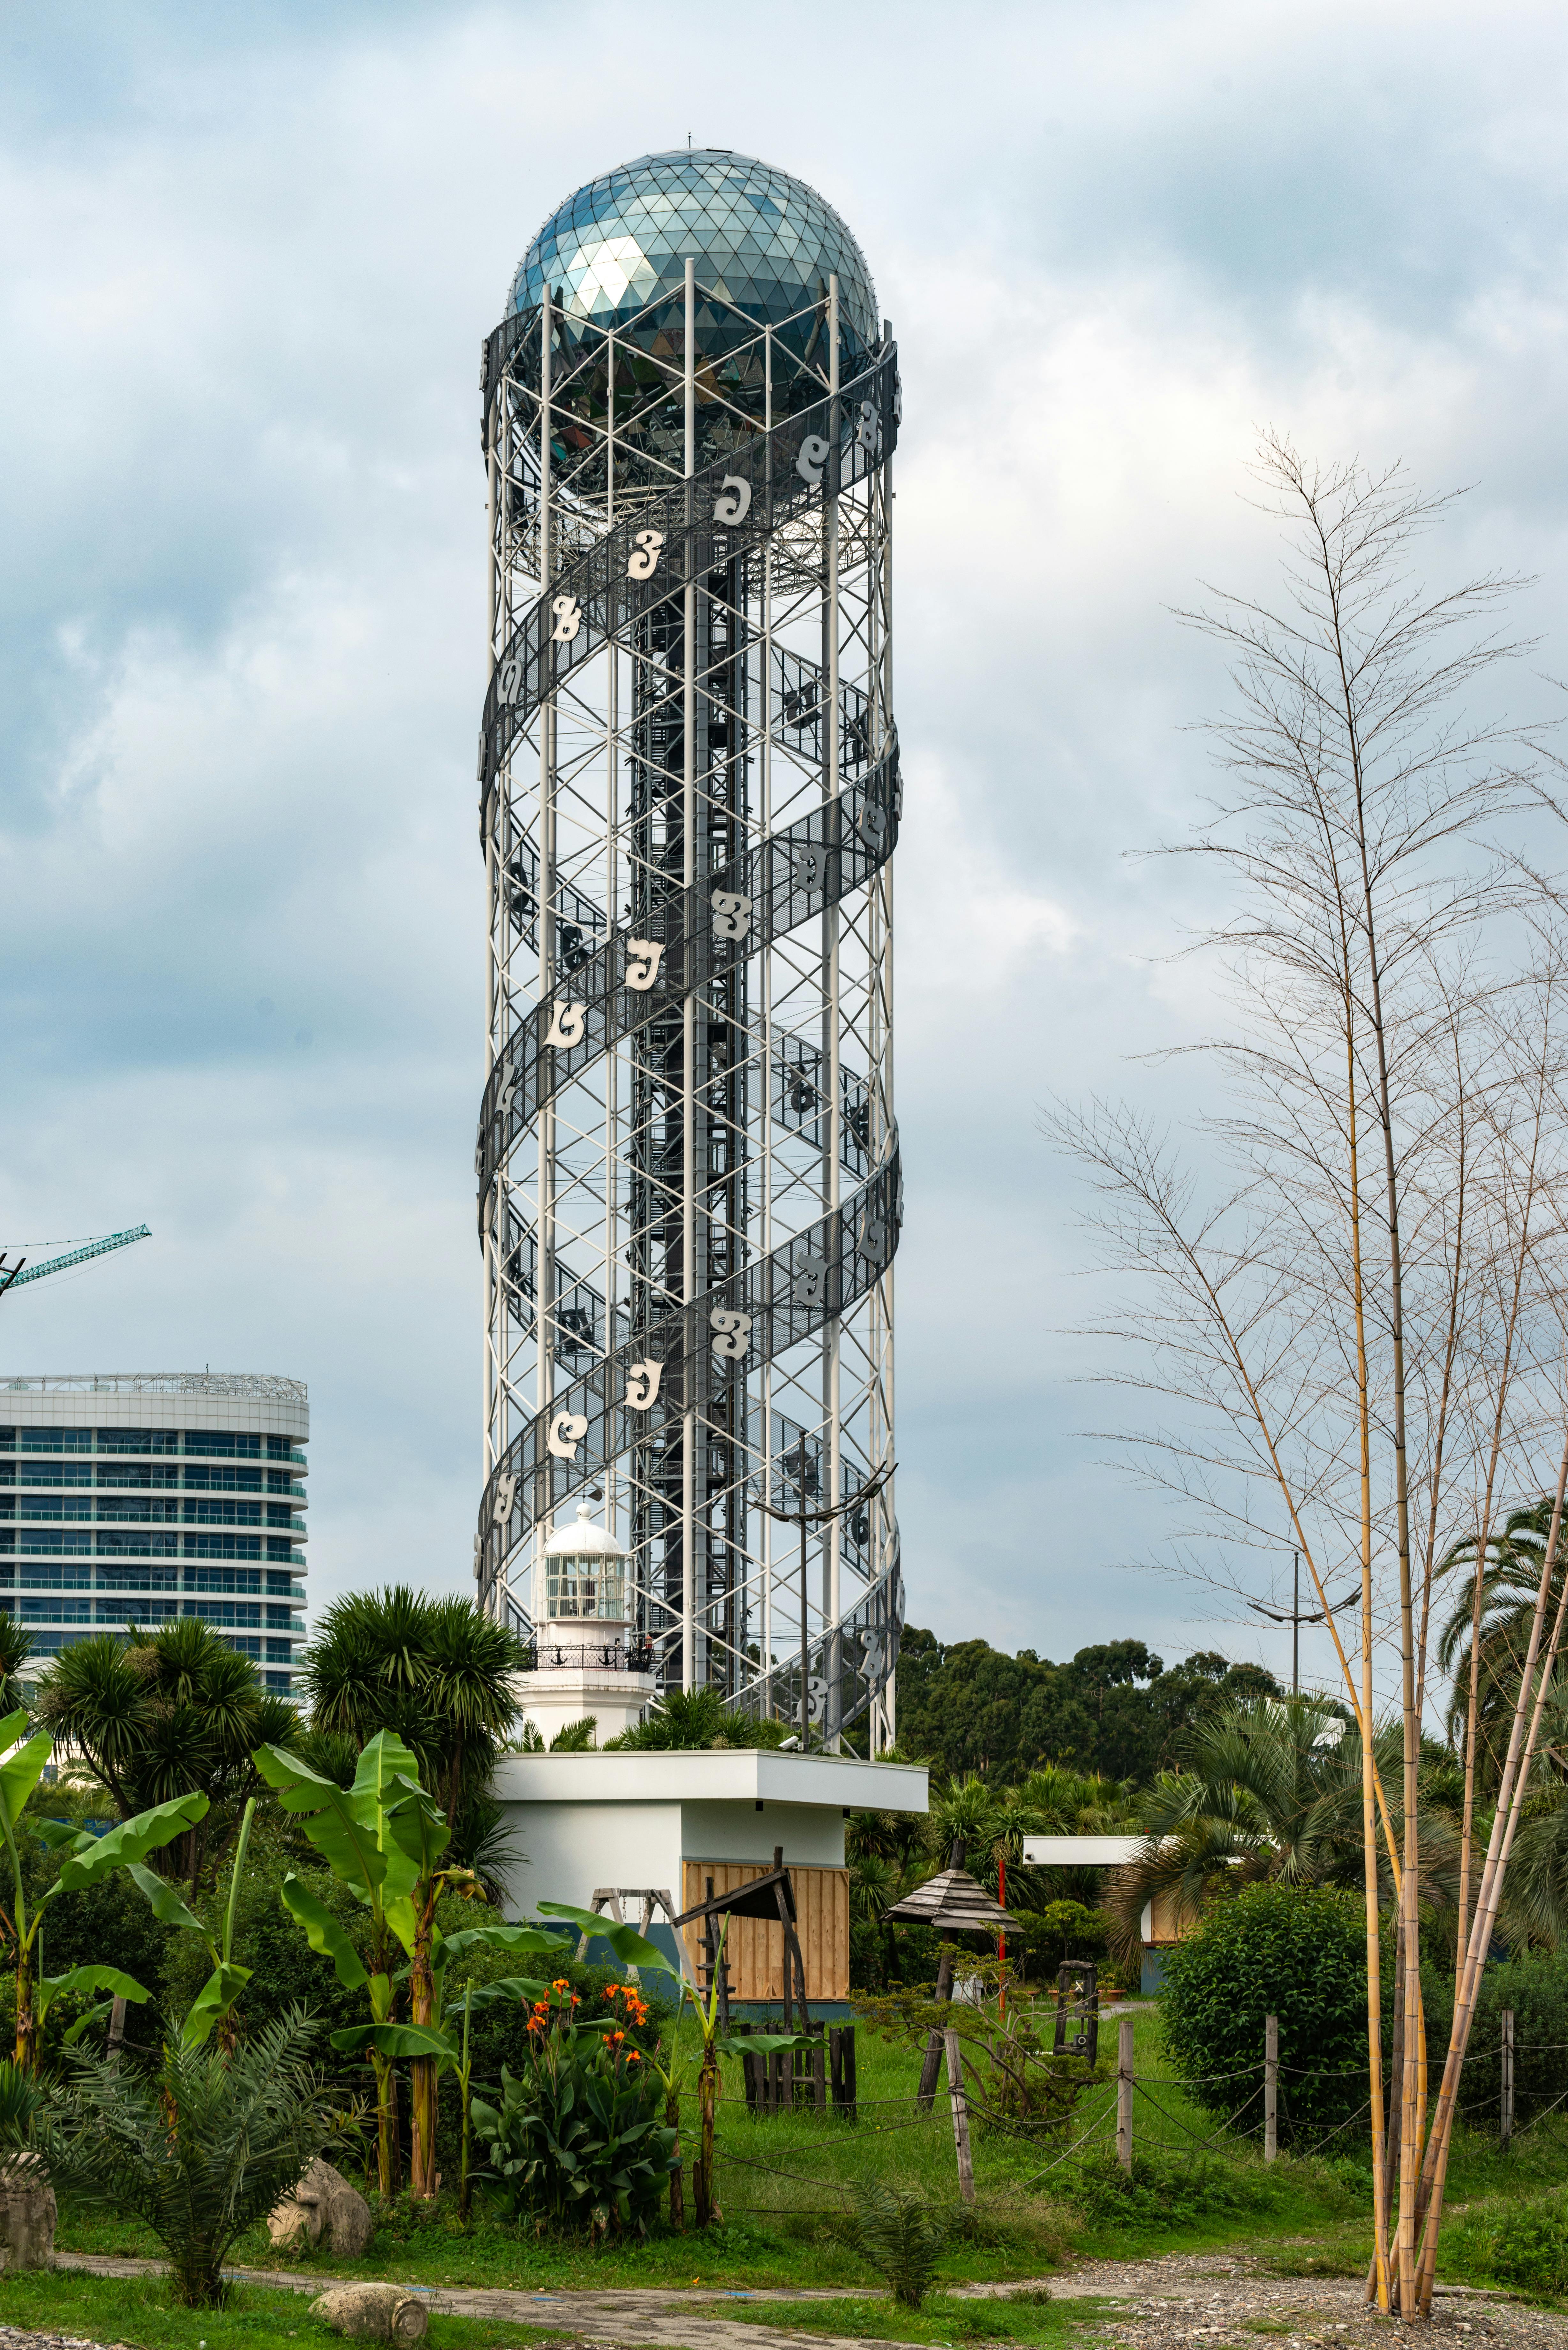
<box><xmin>537</xmin><ymin>291</ymin><xmax>556</xmax><ymax>1456</ymax></box>
<box><xmin>680</xmin><ymin>255</ymin><xmax>697</xmax><ymax>1694</ymax></box>
<box><xmin>822</xmin><ymin>274</ymin><xmax>843</xmax><ymax>1748</ymax></box>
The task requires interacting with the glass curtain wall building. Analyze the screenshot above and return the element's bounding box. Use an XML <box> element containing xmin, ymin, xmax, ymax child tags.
<box><xmin>0</xmin><ymin>1374</ymin><xmax>308</xmax><ymax>1693</ymax></box>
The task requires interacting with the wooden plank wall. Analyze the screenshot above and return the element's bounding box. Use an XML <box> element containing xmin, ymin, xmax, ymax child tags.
<box><xmin>681</xmin><ymin>1860</ymin><xmax>850</xmax><ymax>2001</ymax></box>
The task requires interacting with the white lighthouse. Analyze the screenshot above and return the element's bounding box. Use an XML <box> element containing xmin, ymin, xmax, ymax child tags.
<box><xmin>515</xmin><ymin>1505</ymin><xmax>657</xmax><ymax>1746</ymax></box>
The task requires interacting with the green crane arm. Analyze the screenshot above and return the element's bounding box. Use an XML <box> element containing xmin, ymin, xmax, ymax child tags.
<box><xmin>2</xmin><ymin>1225</ymin><xmax>152</xmax><ymax>1292</ymax></box>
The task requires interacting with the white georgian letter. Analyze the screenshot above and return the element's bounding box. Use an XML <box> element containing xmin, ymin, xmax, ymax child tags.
<box><xmin>546</xmin><ymin>1411</ymin><xmax>589</xmax><ymax>1461</ymax></box>
<box><xmin>710</xmin><ymin>1308</ymin><xmax>752</xmax><ymax>1361</ymax></box>
<box><xmin>624</xmin><ymin>939</ymin><xmax>664</xmax><ymax>992</ymax></box>
<box><xmin>544</xmin><ymin>1001</ymin><xmax>586</xmax><ymax>1049</ymax></box>
<box><xmin>627</xmin><ymin>529</ymin><xmax>665</xmax><ymax>581</ymax></box>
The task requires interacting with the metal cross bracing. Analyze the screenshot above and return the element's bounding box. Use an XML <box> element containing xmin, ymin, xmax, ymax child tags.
<box><xmin>475</xmin><ymin>261</ymin><xmax>902</xmax><ymax>1753</ymax></box>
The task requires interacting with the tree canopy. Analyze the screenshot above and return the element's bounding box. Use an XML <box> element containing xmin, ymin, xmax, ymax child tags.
<box><xmin>894</xmin><ymin>1629</ymin><xmax>1280</xmax><ymax>1784</ymax></box>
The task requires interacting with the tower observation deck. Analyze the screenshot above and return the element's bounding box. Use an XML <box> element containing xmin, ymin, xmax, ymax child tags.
<box><xmin>474</xmin><ymin>148</ymin><xmax>902</xmax><ymax>1751</ymax></box>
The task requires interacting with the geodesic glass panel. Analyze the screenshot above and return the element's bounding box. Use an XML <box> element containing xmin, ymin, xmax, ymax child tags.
<box><xmin>509</xmin><ymin>147</ymin><xmax>879</xmax><ymax>380</ymax></box>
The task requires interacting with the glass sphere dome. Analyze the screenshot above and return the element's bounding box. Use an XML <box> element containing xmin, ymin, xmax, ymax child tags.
<box><xmin>509</xmin><ymin>147</ymin><xmax>878</xmax><ymax>369</ymax></box>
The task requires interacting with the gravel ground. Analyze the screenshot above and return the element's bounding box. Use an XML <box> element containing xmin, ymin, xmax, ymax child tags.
<box><xmin>1031</xmin><ymin>2251</ymin><xmax>1566</xmax><ymax>2348</ymax></box>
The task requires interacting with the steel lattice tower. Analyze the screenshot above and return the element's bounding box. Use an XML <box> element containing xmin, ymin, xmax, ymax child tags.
<box><xmin>474</xmin><ymin>149</ymin><xmax>902</xmax><ymax>1751</ymax></box>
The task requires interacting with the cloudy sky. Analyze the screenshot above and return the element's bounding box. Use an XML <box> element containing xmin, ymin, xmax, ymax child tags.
<box><xmin>4</xmin><ymin>0</ymin><xmax>1567</xmax><ymax>1692</ymax></box>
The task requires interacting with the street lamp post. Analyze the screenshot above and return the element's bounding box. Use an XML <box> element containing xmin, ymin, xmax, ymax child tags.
<box><xmin>1247</xmin><ymin>1554</ymin><xmax>1359</xmax><ymax>1697</ymax></box>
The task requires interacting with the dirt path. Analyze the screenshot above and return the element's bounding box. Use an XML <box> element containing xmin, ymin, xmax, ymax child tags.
<box><xmin>44</xmin><ymin>2248</ymin><xmax>1568</xmax><ymax>2350</ymax></box>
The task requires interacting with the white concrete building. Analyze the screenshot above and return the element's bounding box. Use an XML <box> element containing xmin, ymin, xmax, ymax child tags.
<box><xmin>493</xmin><ymin>1747</ymin><xmax>927</xmax><ymax>2011</ymax></box>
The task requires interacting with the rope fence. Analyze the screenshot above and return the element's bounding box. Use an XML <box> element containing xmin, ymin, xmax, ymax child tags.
<box><xmin>701</xmin><ymin>2004</ymin><xmax>1568</xmax><ymax>2220</ymax></box>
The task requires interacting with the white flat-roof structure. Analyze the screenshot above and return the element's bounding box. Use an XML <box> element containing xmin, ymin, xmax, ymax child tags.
<box><xmin>492</xmin><ymin>1747</ymin><xmax>927</xmax><ymax>2011</ymax></box>
<box><xmin>1022</xmin><ymin>1835</ymin><xmax>1144</xmax><ymax>1867</ymax></box>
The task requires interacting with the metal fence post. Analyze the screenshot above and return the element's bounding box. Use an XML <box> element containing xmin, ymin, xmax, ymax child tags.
<box><xmin>1501</xmin><ymin>2007</ymin><xmax>1515</xmax><ymax>2152</ymax></box>
<box><xmin>1116</xmin><ymin>2016</ymin><xmax>1135</xmax><ymax>2173</ymax></box>
<box><xmin>1264</xmin><ymin>2012</ymin><xmax>1278</xmax><ymax>2164</ymax></box>
<box><xmin>942</xmin><ymin>2027</ymin><xmax>976</xmax><ymax>2204</ymax></box>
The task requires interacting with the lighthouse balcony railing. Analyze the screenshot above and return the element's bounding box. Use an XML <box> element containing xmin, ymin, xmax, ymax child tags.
<box><xmin>521</xmin><ymin>1635</ymin><xmax>656</xmax><ymax>1674</ymax></box>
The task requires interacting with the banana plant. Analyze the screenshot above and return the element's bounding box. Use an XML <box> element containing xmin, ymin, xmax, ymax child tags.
<box><xmin>256</xmin><ymin>1731</ymin><xmax>550</xmax><ymax>2199</ymax></box>
<box><xmin>124</xmin><ymin>1795</ymin><xmax>259</xmax><ymax>2047</ymax></box>
<box><xmin>0</xmin><ymin>1709</ymin><xmax>208</xmax><ymax>2070</ymax></box>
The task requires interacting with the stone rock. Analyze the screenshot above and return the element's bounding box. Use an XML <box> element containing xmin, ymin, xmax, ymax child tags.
<box><xmin>0</xmin><ymin>2150</ymin><xmax>56</xmax><ymax>2271</ymax></box>
<box><xmin>308</xmin><ymin>2283</ymin><xmax>428</xmax><ymax>2342</ymax></box>
<box><xmin>267</xmin><ymin>2156</ymin><xmax>374</xmax><ymax>2258</ymax></box>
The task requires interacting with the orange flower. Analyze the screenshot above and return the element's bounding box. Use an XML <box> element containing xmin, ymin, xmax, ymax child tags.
<box><xmin>552</xmin><ymin>1978</ymin><xmax>570</xmax><ymax>1992</ymax></box>
<box><xmin>612</xmin><ymin>2029</ymin><xmax>625</xmax><ymax>2041</ymax></box>
<box><xmin>627</xmin><ymin>2050</ymin><xmax>641</xmax><ymax>2063</ymax></box>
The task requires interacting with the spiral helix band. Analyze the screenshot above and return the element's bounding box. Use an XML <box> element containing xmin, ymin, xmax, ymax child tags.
<box><xmin>477</xmin><ymin>150</ymin><xmax>902</xmax><ymax>1750</ymax></box>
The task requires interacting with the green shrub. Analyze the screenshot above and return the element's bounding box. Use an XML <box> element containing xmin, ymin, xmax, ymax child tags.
<box><xmin>469</xmin><ymin>2022</ymin><xmax>675</xmax><ymax>2234</ymax></box>
<box><xmin>1449</xmin><ymin>2191</ymin><xmax>1568</xmax><ymax>2298</ymax></box>
<box><xmin>1062</xmin><ymin>2145</ymin><xmax>1281</xmax><ymax>2230</ymax></box>
<box><xmin>1160</xmin><ymin>1884</ymin><xmax>1369</xmax><ymax>2136</ymax></box>
<box><xmin>1456</xmin><ymin>1954</ymin><xmax>1568</xmax><ymax>2131</ymax></box>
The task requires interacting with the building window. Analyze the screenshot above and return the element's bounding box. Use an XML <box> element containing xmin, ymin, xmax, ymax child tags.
<box><xmin>183</xmin><ymin>1536</ymin><xmax>263</xmax><ymax>1561</ymax></box>
<box><xmin>184</xmin><ymin>1433</ymin><xmax>261</xmax><ymax>1459</ymax></box>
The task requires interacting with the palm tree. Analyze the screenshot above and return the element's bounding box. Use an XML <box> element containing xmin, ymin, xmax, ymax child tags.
<box><xmin>603</xmin><ymin>1687</ymin><xmax>790</xmax><ymax>1751</ymax></box>
<box><xmin>1435</xmin><ymin>1497</ymin><xmax>1564</xmax><ymax>1793</ymax></box>
<box><xmin>34</xmin><ymin>1620</ymin><xmax>298</xmax><ymax>1888</ymax></box>
<box><xmin>300</xmin><ymin>1587</ymin><xmax>528</xmax><ymax>1869</ymax></box>
<box><xmin>1102</xmin><ymin>1695</ymin><xmax>1450</xmax><ymax>1973</ymax></box>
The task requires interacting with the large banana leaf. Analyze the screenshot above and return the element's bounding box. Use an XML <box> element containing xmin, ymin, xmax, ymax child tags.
<box><xmin>536</xmin><ymin>1900</ymin><xmax>678</xmax><ymax>1976</ymax></box>
<box><xmin>253</xmin><ymin>1746</ymin><xmax>390</xmax><ymax>1895</ymax></box>
<box><xmin>57</xmin><ymin>1791</ymin><xmax>208</xmax><ymax>1890</ymax></box>
<box><xmin>182</xmin><ymin>1961</ymin><xmax>253</xmax><ymax>2049</ymax></box>
<box><xmin>463</xmin><ymin>1974</ymin><xmax>557</xmax><ymax>2009</ymax></box>
<box><xmin>716</xmin><ymin>2031</ymin><xmax>825</xmax><ymax>2057</ymax></box>
<box><xmin>32</xmin><ymin>1820</ymin><xmax>96</xmax><ymax>1853</ymax></box>
<box><xmin>35</xmin><ymin>1963</ymin><xmax>150</xmax><ymax>2024</ymax></box>
<box><xmin>330</xmin><ymin>2020</ymin><xmax>455</xmax><ymax>2062</ymax></box>
<box><xmin>0</xmin><ymin>1730</ymin><xmax>54</xmax><ymax>1831</ymax></box>
<box><xmin>349</xmin><ymin>1735</ymin><xmax>425</xmax><ymax>1938</ymax></box>
<box><xmin>439</xmin><ymin>1923</ymin><xmax>561</xmax><ymax>1961</ymax></box>
<box><xmin>125</xmin><ymin>1861</ymin><xmax>207</xmax><ymax>1937</ymax></box>
<box><xmin>279</xmin><ymin>1873</ymin><xmax>369</xmax><ymax>1992</ymax></box>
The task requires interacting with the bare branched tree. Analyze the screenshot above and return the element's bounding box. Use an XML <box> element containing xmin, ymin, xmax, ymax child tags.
<box><xmin>1047</xmin><ymin>435</ymin><xmax>1568</xmax><ymax>2316</ymax></box>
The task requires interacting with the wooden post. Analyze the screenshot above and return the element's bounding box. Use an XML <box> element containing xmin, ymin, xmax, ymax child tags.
<box><xmin>1264</xmin><ymin>2013</ymin><xmax>1278</xmax><ymax>2164</ymax></box>
<box><xmin>1501</xmin><ymin>2007</ymin><xmax>1515</xmax><ymax>2152</ymax></box>
<box><xmin>811</xmin><ymin>2034</ymin><xmax>827</xmax><ymax>2113</ymax></box>
<box><xmin>1116</xmin><ymin>2016</ymin><xmax>1134</xmax><ymax>2173</ymax></box>
<box><xmin>943</xmin><ymin>2027</ymin><xmax>975</xmax><ymax>2205</ymax></box>
<box><xmin>844</xmin><ymin>2021</ymin><xmax>857</xmax><ymax>2121</ymax></box>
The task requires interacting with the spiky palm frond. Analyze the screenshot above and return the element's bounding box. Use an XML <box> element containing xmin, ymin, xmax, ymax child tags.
<box><xmin>1436</xmin><ymin>1498</ymin><xmax>1567</xmax><ymax>1790</ymax></box>
<box><xmin>36</xmin><ymin>2007</ymin><xmax>346</xmax><ymax>2307</ymax></box>
<box><xmin>848</xmin><ymin>2180</ymin><xmax>947</xmax><ymax>2306</ymax></box>
<box><xmin>1102</xmin><ymin>1696</ymin><xmax>1415</xmax><ymax>1975</ymax></box>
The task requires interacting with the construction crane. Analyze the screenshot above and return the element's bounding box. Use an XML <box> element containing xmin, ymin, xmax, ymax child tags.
<box><xmin>0</xmin><ymin>1226</ymin><xmax>152</xmax><ymax>1303</ymax></box>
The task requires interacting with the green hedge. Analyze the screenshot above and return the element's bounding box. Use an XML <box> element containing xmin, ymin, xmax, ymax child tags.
<box><xmin>1160</xmin><ymin>1884</ymin><xmax>1370</xmax><ymax>2137</ymax></box>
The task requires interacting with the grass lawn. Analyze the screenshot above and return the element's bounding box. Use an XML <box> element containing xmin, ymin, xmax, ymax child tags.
<box><xmin>48</xmin><ymin>2001</ymin><xmax>1568</xmax><ymax>2307</ymax></box>
<box><xmin>0</xmin><ymin>2267</ymin><xmax>571</xmax><ymax>2350</ymax></box>
<box><xmin>687</xmin><ymin>2289</ymin><xmax>1110</xmax><ymax>2346</ymax></box>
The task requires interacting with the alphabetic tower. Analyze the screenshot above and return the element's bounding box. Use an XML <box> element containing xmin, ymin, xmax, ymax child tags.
<box><xmin>474</xmin><ymin>148</ymin><xmax>903</xmax><ymax>1752</ymax></box>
